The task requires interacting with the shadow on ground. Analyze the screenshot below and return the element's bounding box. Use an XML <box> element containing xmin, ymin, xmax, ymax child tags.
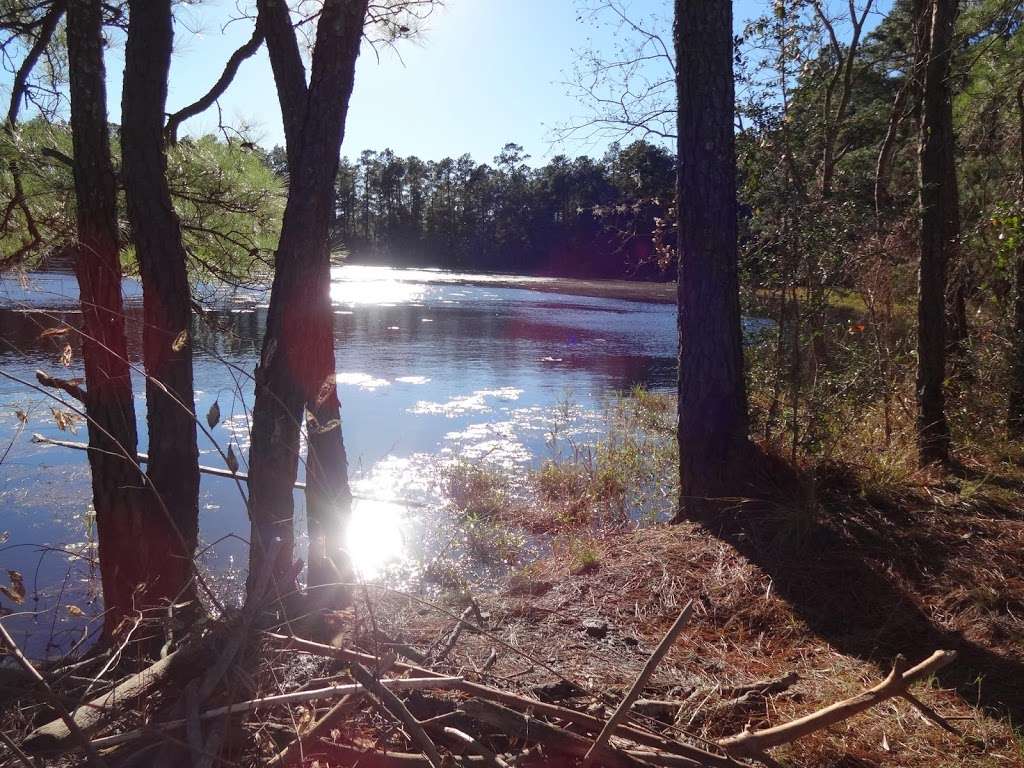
<box><xmin>698</xmin><ymin>460</ymin><xmax>1024</xmax><ymax>724</ymax></box>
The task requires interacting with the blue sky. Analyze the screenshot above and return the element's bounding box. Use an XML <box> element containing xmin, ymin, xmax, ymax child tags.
<box><xmin>152</xmin><ymin>0</ymin><xmax>753</xmax><ymax>163</ymax></box>
<box><xmin>11</xmin><ymin>1</ymin><xmax>889</xmax><ymax>166</ymax></box>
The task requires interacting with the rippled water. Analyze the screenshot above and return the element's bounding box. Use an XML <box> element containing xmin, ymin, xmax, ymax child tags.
<box><xmin>0</xmin><ymin>266</ymin><xmax>682</xmax><ymax>651</ymax></box>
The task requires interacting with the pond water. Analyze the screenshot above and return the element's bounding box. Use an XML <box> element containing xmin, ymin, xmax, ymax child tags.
<box><xmin>0</xmin><ymin>266</ymin><xmax>684</xmax><ymax>653</ymax></box>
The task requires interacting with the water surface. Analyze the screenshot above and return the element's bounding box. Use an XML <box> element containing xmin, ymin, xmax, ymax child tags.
<box><xmin>0</xmin><ymin>266</ymin><xmax>680</xmax><ymax>652</ymax></box>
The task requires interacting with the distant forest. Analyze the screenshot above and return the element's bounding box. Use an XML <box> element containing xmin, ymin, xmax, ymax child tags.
<box><xmin>265</xmin><ymin>140</ymin><xmax>677</xmax><ymax>280</ymax></box>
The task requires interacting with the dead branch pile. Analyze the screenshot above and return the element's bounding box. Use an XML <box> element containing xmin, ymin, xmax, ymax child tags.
<box><xmin>1</xmin><ymin>599</ymin><xmax>958</xmax><ymax>768</ymax></box>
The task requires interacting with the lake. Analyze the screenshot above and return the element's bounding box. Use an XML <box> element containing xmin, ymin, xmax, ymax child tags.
<box><xmin>0</xmin><ymin>266</ymin><xmax>682</xmax><ymax>653</ymax></box>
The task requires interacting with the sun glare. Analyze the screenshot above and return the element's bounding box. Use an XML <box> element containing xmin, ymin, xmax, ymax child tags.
<box><xmin>344</xmin><ymin>499</ymin><xmax>406</xmax><ymax>579</ymax></box>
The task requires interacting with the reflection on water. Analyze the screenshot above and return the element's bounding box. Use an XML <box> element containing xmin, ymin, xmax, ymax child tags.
<box><xmin>0</xmin><ymin>265</ymin><xmax>685</xmax><ymax>652</ymax></box>
<box><xmin>345</xmin><ymin>499</ymin><xmax>407</xmax><ymax>580</ymax></box>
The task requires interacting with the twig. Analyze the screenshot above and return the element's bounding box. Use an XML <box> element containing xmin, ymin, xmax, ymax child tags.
<box><xmin>269</xmin><ymin>633</ymin><xmax>742</xmax><ymax>768</ymax></box>
<box><xmin>461</xmin><ymin>698</ymin><xmax>656</xmax><ymax>768</ymax></box>
<box><xmin>316</xmin><ymin>741</ymin><xmax>486</xmax><ymax>767</ymax></box>
<box><xmin>267</xmin><ymin>653</ymin><xmax>397</xmax><ymax>766</ymax></box>
<box><xmin>32</xmin><ymin>434</ymin><xmax>426</xmax><ymax>506</ymax></box>
<box><xmin>24</xmin><ymin>642</ymin><xmax>208</xmax><ymax>753</ymax></box>
<box><xmin>87</xmin><ymin>676</ymin><xmax>462</xmax><ymax>750</ymax></box>
<box><xmin>35</xmin><ymin>369</ymin><xmax>87</xmax><ymax>404</ymax></box>
<box><xmin>0</xmin><ymin>729</ymin><xmax>36</xmax><ymax>768</ymax></box>
<box><xmin>583</xmin><ymin>601</ymin><xmax>693</xmax><ymax>767</ymax></box>
<box><xmin>432</xmin><ymin>605</ymin><xmax>474</xmax><ymax>663</ymax></box>
<box><xmin>348</xmin><ymin>663</ymin><xmax>445</xmax><ymax>768</ymax></box>
<box><xmin>900</xmin><ymin>690</ymin><xmax>962</xmax><ymax>736</ymax></box>
<box><xmin>444</xmin><ymin>727</ymin><xmax>511</xmax><ymax>768</ymax></box>
<box><xmin>718</xmin><ymin>650</ymin><xmax>957</xmax><ymax>757</ymax></box>
<box><xmin>0</xmin><ymin>621</ymin><xmax>107</xmax><ymax>767</ymax></box>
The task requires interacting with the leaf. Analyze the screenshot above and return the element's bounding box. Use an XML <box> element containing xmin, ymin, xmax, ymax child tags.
<box><xmin>171</xmin><ymin>329</ymin><xmax>189</xmax><ymax>352</ymax></box>
<box><xmin>59</xmin><ymin>343</ymin><xmax>72</xmax><ymax>367</ymax></box>
<box><xmin>66</xmin><ymin>604</ymin><xmax>84</xmax><ymax>617</ymax></box>
<box><xmin>0</xmin><ymin>531</ymin><xmax>8</xmax><ymax>545</ymax></box>
<box><xmin>39</xmin><ymin>326</ymin><xmax>70</xmax><ymax>339</ymax></box>
<box><xmin>51</xmin><ymin>407</ymin><xmax>78</xmax><ymax>433</ymax></box>
<box><xmin>206</xmin><ymin>399</ymin><xmax>221</xmax><ymax>429</ymax></box>
<box><xmin>1</xmin><ymin>571</ymin><xmax>25</xmax><ymax>604</ymax></box>
<box><xmin>226</xmin><ymin>444</ymin><xmax>239</xmax><ymax>474</ymax></box>
<box><xmin>14</xmin><ymin>410</ymin><xmax>27</xmax><ymax>424</ymax></box>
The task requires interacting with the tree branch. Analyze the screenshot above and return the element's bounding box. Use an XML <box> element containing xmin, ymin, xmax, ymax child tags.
<box><xmin>165</xmin><ymin>20</ymin><xmax>265</xmax><ymax>144</ymax></box>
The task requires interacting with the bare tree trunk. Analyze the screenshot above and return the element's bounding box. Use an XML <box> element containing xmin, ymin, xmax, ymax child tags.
<box><xmin>121</xmin><ymin>0</ymin><xmax>200</xmax><ymax>607</ymax></box>
<box><xmin>915</xmin><ymin>0</ymin><xmax>957</xmax><ymax>465</ymax></box>
<box><xmin>248</xmin><ymin>0</ymin><xmax>366</xmax><ymax>599</ymax></box>
<box><xmin>1008</xmin><ymin>79</ymin><xmax>1024</xmax><ymax>439</ymax></box>
<box><xmin>673</xmin><ymin>0</ymin><xmax>751</xmax><ymax>522</ymax></box>
<box><xmin>66</xmin><ymin>0</ymin><xmax>151</xmax><ymax>637</ymax></box>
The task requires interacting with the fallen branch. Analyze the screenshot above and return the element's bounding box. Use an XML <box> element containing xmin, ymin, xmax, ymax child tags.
<box><xmin>0</xmin><ymin>620</ymin><xmax>107</xmax><ymax>767</ymax></box>
<box><xmin>462</xmin><ymin>698</ymin><xmax>660</xmax><ymax>768</ymax></box>
<box><xmin>717</xmin><ymin>650</ymin><xmax>957</xmax><ymax>758</ymax></box>
<box><xmin>584</xmin><ymin>601</ymin><xmax>693</xmax><ymax>767</ymax></box>
<box><xmin>432</xmin><ymin>606</ymin><xmax>475</xmax><ymax>663</ymax></box>
<box><xmin>349</xmin><ymin>663</ymin><xmax>445</xmax><ymax>768</ymax></box>
<box><xmin>87</xmin><ymin>676</ymin><xmax>462</xmax><ymax>750</ymax></box>
<box><xmin>269</xmin><ymin>633</ymin><xmax>743</xmax><ymax>768</ymax></box>
<box><xmin>444</xmin><ymin>727</ymin><xmax>512</xmax><ymax>768</ymax></box>
<box><xmin>316</xmin><ymin>740</ymin><xmax>487</xmax><ymax>767</ymax></box>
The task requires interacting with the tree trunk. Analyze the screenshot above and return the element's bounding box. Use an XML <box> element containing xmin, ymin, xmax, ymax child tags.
<box><xmin>121</xmin><ymin>0</ymin><xmax>201</xmax><ymax>607</ymax></box>
<box><xmin>673</xmin><ymin>0</ymin><xmax>751</xmax><ymax>522</ymax></box>
<box><xmin>66</xmin><ymin>0</ymin><xmax>151</xmax><ymax>637</ymax></box>
<box><xmin>1008</xmin><ymin>80</ymin><xmax>1024</xmax><ymax>439</ymax></box>
<box><xmin>915</xmin><ymin>0</ymin><xmax>957</xmax><ymax>465</ymax></box>
<box><xmin>248</xmin><ymin>0</ymin><xmax>366</xmax><ymax>600</ymax></box>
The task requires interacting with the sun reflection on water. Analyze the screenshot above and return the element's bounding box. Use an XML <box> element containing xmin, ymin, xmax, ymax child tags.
<box><xmin>329</xmin><ymin>266</ymin><xmax>428</xmax><ymax>305</ymax></box>
<box><xmin>345</xmin><ymin>499</ymin><xmax>406</xmax><ymax>579</ymax></box>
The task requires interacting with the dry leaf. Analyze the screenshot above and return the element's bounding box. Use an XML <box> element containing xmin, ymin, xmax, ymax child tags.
<box><xmin>59</xmin><ymin>343</ymin><xmax>72</xmax><ymax>367</ymax></box>
<box><xmin>51</xmin><ymin>407</ymin><xmax>78</xmax><ymax>433</ymax></box>
<box><xmin>14</xmin><ymin>410</ymin><xmax>27</xmax><ymax>424</ymax></box>
<box><xmin>881</xmin><ymin>733</ymin><xmax>890</xmax><ymax>752</ymax></box>
<box><xmin>171</xmin><ymin>329</ymin><xmax>189</xmax><ymax>352</ymax></box>
<box><xmin>226</xmin><ymin>444</ymin><xmax>239</xmax><ymax>474</ymax></box>
<box><xmin>206</xmin><ymin>400</ymin><xmax>221</xmax><ymax>428</ymax></box>
<box><xmin>66</xmin><ymin>604</ymin><xmax>84</xmax><ymax>617</ymax></box>
<box><xmin>1</xmin><ymin>571</ymin><xmax>25</xmax><ymax>604</ymax></box>
<box><xmin>39</xmin><ymin>326</ymin><xmax>70</xmax><ymax>339</ymax></box>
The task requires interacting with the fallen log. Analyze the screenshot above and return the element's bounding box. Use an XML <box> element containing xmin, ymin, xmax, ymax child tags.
<box><xmin>22</xmin><ymin>641</ymin><xmax>208</xmax><ymax>754</ymax></box>
<box><xmin>717</xmin><ymin>650</ymin><xmax>956</xmax><ymax>758</ymax></box>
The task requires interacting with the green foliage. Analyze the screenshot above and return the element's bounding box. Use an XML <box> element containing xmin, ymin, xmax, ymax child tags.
<box><xmin>1</xmin><ymin>123</ymin><xmax>283</xmax><ymax>282</ymax></box>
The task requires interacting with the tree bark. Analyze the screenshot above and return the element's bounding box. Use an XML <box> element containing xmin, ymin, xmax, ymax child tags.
<box><xmin>1008</xmin><ymin>79</ymin><xmax>1024</xmax><ymax>439</ymax></box>
<box><xmin>915</xmin><ymin>0</ymin><xmax>957</xmax><ymax>465</ymax></box>
<box><xmin>673</xmin><ymin>0</ymin><xmax>751</xmax><ymax>521</ymax></box>
<box><xmin>248</xmin><ymin>0</ymin><xmax>366</xmax><ymax>598</ymax></box>
<box><xmin>66</xmin><ymin>0</ymin><xmax>151</xmax><ymax>637</ymax></box>
<box><xmin>121</xmin><ymin>0</ymin><xmax>201</xmax><ymax>607</ymax></box>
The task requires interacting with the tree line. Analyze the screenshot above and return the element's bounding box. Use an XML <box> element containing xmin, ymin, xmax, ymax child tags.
<box><xmin>307</xmin><ymin>141</ymin><xmax>675</xmax><ymax>279</ymax></box>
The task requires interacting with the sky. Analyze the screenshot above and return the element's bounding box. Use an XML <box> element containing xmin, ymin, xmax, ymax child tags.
<box><xmin>8</xmin><ymin>0</ymin><xmax>890</xmax><ymax>166</ymax></box>
<box><xmin>124</xmin><ymin>0</ymin><xmax>752</xmax><ymax>164</ymax></box>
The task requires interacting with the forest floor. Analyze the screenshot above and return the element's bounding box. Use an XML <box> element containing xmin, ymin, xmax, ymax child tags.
<box><xmin>368</xmin><ymin>484</ymin><xmax>1024</xmax><ymax>768</ymax></box>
